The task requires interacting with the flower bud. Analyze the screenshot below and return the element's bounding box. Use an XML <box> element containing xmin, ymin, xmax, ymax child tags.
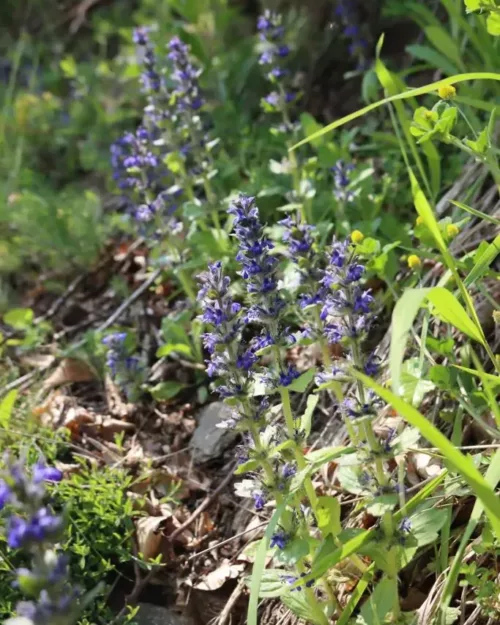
<box><xmin>438</xmin><ymin>84</ymin><xmax>456</xmax><ymax>100</ymax></box>
<box><xmin>350</xmin><ymin>230</ymin><xmax>364</xmax><ymax>244</ymax></box>
<box><xmin>407</xmin><ymin>254</ymin><xmax>421</xmax><ymax>270</ymax></box>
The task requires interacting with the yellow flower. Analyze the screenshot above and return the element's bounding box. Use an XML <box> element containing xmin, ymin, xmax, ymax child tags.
<box><xmin>446</xmin><ymin>224</ymin><xmax>459</xmax><ymax>238</ymax></box>
<box><xmin>415</xmin><ymin>216</ymin><xmax>424</xmax><ymax>226</ymax></box>
<box><xmin>407</xmin><ymin>254</ymin><xmax>422</xmax><ymax>270</ymax></box>
<box><xmin>438</xmin><ymin>85</ymin><xmax>456</xmax><ymax>100</ymax></box>
<box><xmin>351</xmin><ymin>230</ymin><xmax>364</xmax><ymax>244</ymax></box>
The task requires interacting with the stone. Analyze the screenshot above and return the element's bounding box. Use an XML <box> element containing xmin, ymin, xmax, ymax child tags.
<box><xmin>136</xmin><ymin>603</ymin><xmax>195</xmax><ymax>625</ymax></box>
<box><xmin>189</xmin><ymin>402</ymin><xmax>238</xmax><ymax>463</ymax></box>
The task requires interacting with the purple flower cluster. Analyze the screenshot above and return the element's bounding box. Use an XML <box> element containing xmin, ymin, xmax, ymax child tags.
<box><xmin>133</xmin><ymin>27</ymin><xmax>162</xmax><ymax>95</ymax></box>
<box><xmin>229</xmin><ymin>194</ymin><xmax>285</xmax><ymax>321</ymax></box>
<box><xmin>168</xmin><ymin>36</ymin><xmax>204</xmax><ymax>113</ymax></box>
<box><xmin>110</xmin><ymin>127</ymin><xmax>164</xmax><ymax>196</ymax></box>
<box><xmin>335</xmin><ymin>0</ymin><xmax>369</xmax><ymax>70</ymax></box>
<box><xmin>229</xmin><ymin>194</ymin><xmax>302</xmax><ymax>388</ymax></box>
<box><xmin>102</xmin><ymin>332</ymin><xmax>143</xmax><ymax>400</ymax></box>
<box><xmin>320</xmin><ymin>239</ymin><xmax>373</xmax><ymax>346</ymax></box>
<box><xmin>332</xmin><ymin>160</ymin><xmax>355</xmax><ymax>203</ymax></box>
<box><xmin>197</xmin><ymin>262</ymin><xmax>255</xmax><ymax>402</ymax></box>
<box><xmin>257</xmin><ymin>11</ymin><xmax>296</xmax><ymax>120</ymax></box>
<box><xmin>0</xmin><ymin>459</ymin><xmax>79</xmax><ymax>625</ymax></box>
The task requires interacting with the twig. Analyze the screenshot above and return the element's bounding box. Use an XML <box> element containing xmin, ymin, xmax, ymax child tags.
<box><xmin>168</xmin><ymin>462</ymin><xmax>237</xmax><ymax>543</ymax></box>
<box><xmin>215</xmin><ymin>576</ymin><xmax>246</xmax><ymax>625</ymax></box>
<box><xmin>2</xmin><ymin>370</ymin><xmax>39</xmax><ymax>393</ymax></box>
<box><xmin>109</xmin><ymin>541</ymin><xmax>162</xmax><ymax>625</ymax></box>
<box><xmin>35</xmin><ymin>273</ymin><xmax>86</xmax><ymax>324</ymax></box>
<box><xmin>188</xmin><ymin>520</ymin><xmax>268</xmax><ymax>562</ymax></box>
<box><xmin>95</xmin><ymin>268</ymin><xmax>162</xmax><ymax>334</ymax></box>
<box><xmin>67</xmin><ymin>0</ymin><xmax>105</xmax><ymax>33</ymax></box>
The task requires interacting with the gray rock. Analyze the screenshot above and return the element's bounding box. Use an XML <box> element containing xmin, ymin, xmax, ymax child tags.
<box><xmin>136</xmin><ymin>603</ymin><xmax>194</xmax><ymax>625</ymax></box>
<box><xmin>189</xmin><ymin>402</ymin><xmax>238</xmax><ymax>463</ymax></box>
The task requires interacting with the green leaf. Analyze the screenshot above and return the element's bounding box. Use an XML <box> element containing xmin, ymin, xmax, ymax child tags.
<box><xmin>60</xmin><ymin>56</ymin><xmax>77</xmax><ymax>78</ymax></box>
<box><xmin>277</xmin><ymin>538</ymin><xmax>310</xmax><ymax>566</ymax></box>
<box><xmin>248</xmin><ymin>504</ymin><xmax>286</xmax><ymax>625</ymax></box>
<box><xmin>365</xmin><ymin>494</ymin><xmax>399</xmax><ymax>517</ymax></box>
<box><xmin>317</xmin><ymin>496</ymin><xmax>341</xmax><ymax>536</ymax></box>
<box><xmin>164</xmin><ymin>152</ymin><xmax>184</xmax><ymax>174</ymax></box>
<box><xmin>464</xmin><ymin>234</ymin><xmax>500</xmax><ymax>287</ymax></box>
<box><xmin>149</xmin><ymin>381</ymin><xmax>186</xmax><ymax>401</ymax></box>
<box><xmin>410</xmin><ymin>507</ymin><xmax>448</xmax><ymax>546</ymax></box>
<box><xmin>429</xmin><ymin>365</ymin><xmax>457</xmax><ymax>389</ymax></box>
<box><xmin>464</xmin><ymin>127</ymin><xmax>489</xmax><ymax>154</ymax></box>
<box><xmin>353</xmin><ymin>370</ymin><xmax>500</xmax><ymax>541</ymax></box>
<box><xmin>254</xmin><ymin>569</ymin><xmax>288</xmax><ymax>598</ymax></box>
<box><xmin>452</xmin><ymin>365</ymin><xmax>500</xmax><ymax>388</ymax></box>
<box><xmin>406</xmin><ymin>44</ymin><xmax>459</xmax><ymax>76</ymax></box>
<box><xmin>487</xmin><ymin>12</ymin><xmax>500</xmax><ymax>36</ymax></box>
<box><xmin>374</xmin><ymin>50</ymin><xmax>437</xmax><ymax>199</ymax></box>
<box><xmin>337</xmin><ymin>565</ymin><xmax>375</xmax><ymax>625</ymax></box>
<box><xmin>182</xmin><ymin>200</ymin><xmax>204</xmax><ymax>220</ymax></box>
<box><xmin>390</xmin><ymin>287</ymin><xmax>485</xmax><ymax>393</ymax></box>
<box><xmin>423</xmin><ymin>26</ymin><xmax>464</xmax><ymax>69</ymax></box>
<box><xmin>291</xmin><ymin>72</ymin><xmax>500</xmax><ymax>150</ymax></box>
<box><xmin>234</xmin><ymin>459</ymin><xmax>260</xmax><ymax>475</ymax></box>
<box><xmin>282</xmin><ymin>592</ymin><xmax>328</xmax><ymax>625</ymax></box>
<box><xmin>299</xmin><ymin>113</ymin><xmax>325</xmax><ymax>148</ymax></box>
<box><xmin>399</xmin><ymin>358</ymin><xmax>436</xmax><ymax>407</ymax></box>
<box><xmin>440</xmin><ymin>449</ymin><xmax>500</xmax><ymax>621</ymax></box>
<box><xmin>300</xmin><ymin>394</ymin><xmax>318</xmax><ymax>438</ymax></box>
<box><xmin>156</xmin><ymin>343</ymin><xmax>193</xmax><ymax>358</ymax></box>
<box><xmin>285</xmin><ymin>368</ymin><xmax>316</xmax><ymax>393</ymax></box>
<box><xmin>451</xmin><ymin>199</ymin><xmax>500</xmax><ymax>226</ymax></box>
<box><xmin>4</xmin><ymin>308</ymin><xmax>34</xmax><ymax>330</ymax></box>
<box><xmin>464</xmin><ymin>0</ymin><xmax>480</xmax><ymax>11</ymax></box>
<box><xmin>305</xmin><ymin>446</ymin><xmax>353</xmax><ymax>468</ymax></box>
<box><xmin>356</xmin><ymin>577</ymin><xmax>394</xmax><ymax>625</ymax></box>
<box><xmin>297</xmin><ymin>472</ymin><xmax>446</xmax><ymax>589</ymax></box>
<box><xmin>0</xmin><ymin>390</ymin><xmax>18</xmax><ymax>427</ymax></box>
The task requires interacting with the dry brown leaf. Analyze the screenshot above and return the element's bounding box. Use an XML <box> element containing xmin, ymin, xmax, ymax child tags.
<box><xmin>412</xmin><ymin>451</ymin><xmax>443</xmax><ymax>480</ymax></box>
<box><xmin>192</xmin><ymin>561</ymin><xmax>245</xmax><ymax>591</ymax></box>
<box><xmin>136</xmin><ymin>513</ymin><xmax>172</xmax><ymax>561</ymax></box>
<box><xmin>20</xmin><ymin>353</ymin><xmax>56</xmax><ymax>369</ymax></box>
<box><xmin>42</xmin><ymin>358</ymin><xmax>95</xmax><ymax>390</ymax></box>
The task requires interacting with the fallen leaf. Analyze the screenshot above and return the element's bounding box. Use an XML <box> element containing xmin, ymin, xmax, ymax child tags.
<box><xmin>42</xmin><ymin>358</ymin><xmax>95</xmax><ymax>391</ymax></box>
<box><xmin>136</xmin><ymin>513</ymin><xmax>172</xmax><ymax>561</ymax></box>
<box><xmin>192</xmin><ymin>561</ymin><xmax>245</xmax><ymax>591</ymax></box>
<box><xmin>20</xmin><ymin>353</ymin><xmax>55</xmax><ymax>369</ymax></box>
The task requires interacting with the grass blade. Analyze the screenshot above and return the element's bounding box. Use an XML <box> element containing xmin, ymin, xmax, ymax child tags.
<box><xmin>248</xmin><ymin>503</ymin><xmax>286</xmax><ymax>625</ymax></box>
<box><xmin>390</xmin><ymin>287</ymin><xmax>485</xmax><ymax>393</ymax></box>
<box><xmin>291</xmin><ymin>72</ymin><xmax>500</xmax><ymax>150</ymax></box>
<box><xmin>439</xmin><ymin>450</ymin><xmax>500</xmax><ymax>624</ymax></box>
<box><xmin>464</xmin><ymin>234</ymin><xmax>500</xmax><ymax>287</ymax></box>
<box><xmin>353</xmin><ymin>371</ymin><xmax>500</xmax><ymax>540</ymax></box>
<box><xmin>451</xmin><ymin>199</ymin><xmax>500</xmax><ymax>226</ymax></box>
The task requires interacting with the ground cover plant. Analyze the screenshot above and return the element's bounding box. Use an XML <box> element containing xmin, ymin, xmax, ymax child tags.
<box><xmin>0</xmin><ymin>1</ymin><xmax>500</xmax><ymax>625</ymax></box>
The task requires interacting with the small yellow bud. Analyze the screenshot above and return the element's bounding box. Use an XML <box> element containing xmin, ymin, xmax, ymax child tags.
<box><xmin>438</xmin><ymin>84</ymin><xmax>456</xmax><ymax>100</ymax></box>
<box><xmin>351</xmin><ymin>230</ymin><xmax>364</xmax><ymax>244</ymax></box>
<box><xmin>493</xmin><ymin>311</ymin><xmax>500</xmax><ymax>325</ymax></box>
<box><xmin>407</xmin><ymin>254</ymin><xmax>422</xmax><ymax>270</ymax></box>
<box><xmin>415</xmin><ymin>216</ymin><xmax>424</xmax><ymax>226</ymax></box>
<box><xmin>446</xmin><ymin>224</ymin><xmax>459</xmax><ymax>238</ymax></box>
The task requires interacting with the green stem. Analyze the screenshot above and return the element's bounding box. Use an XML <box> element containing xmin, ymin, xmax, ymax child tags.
<box><xmin>248</xmin><ymin>421</ymin><xmax>328</xmax><ymax>623</ymax></box>
<box><xmin>280</xmin><ymin>386</ymin><xmax>319</xmax><ymax>512</ymax></box>
<box><xmin>178</xmin><ymin>268</ymin><xmax>196</xmax><ymax>302</ymax></box>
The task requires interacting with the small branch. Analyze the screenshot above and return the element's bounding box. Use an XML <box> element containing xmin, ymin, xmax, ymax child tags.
<box><xmin>168</xmin><ymin>463</ymin><xmax>236</xmax><ymax>543</ymax></box>
<box><xmin>95</xmin><ymin>268</ymin><xmax>162</xmax><ymax>334</ymax></box>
